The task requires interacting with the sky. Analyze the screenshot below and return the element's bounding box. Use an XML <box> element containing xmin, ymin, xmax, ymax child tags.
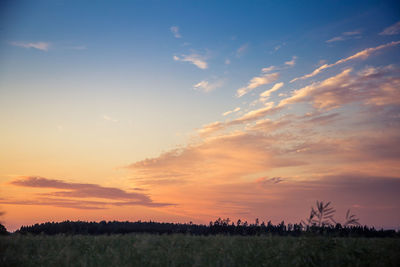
<box><xmin>0</xmin><ymin>0</ymin><xmax>400</xmax><ymax>231</ymax></box>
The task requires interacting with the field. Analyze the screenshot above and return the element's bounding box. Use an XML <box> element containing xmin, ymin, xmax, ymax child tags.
<box><xmin>1</xmin><ymin>234</ymin><xmax>400</xmax><ymax>267</ymax></box>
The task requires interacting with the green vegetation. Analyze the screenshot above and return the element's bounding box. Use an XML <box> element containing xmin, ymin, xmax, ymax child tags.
<box><xmin>1</xmin><ymin>234</ymin><xmax>400</xmax><ymax>267</ymax></box>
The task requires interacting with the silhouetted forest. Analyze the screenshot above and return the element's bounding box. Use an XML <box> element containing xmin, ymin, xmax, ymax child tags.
<box><xmin>11</xmin><ymin>219</ymin><xmax>399</xmax><ymax>238</ymax></box>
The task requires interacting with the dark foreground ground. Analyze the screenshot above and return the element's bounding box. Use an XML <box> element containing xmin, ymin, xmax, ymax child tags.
<box><xmin>1</xmin><ymin>234</ymin><xmax>399</xmax><ymax>267</ymax></box>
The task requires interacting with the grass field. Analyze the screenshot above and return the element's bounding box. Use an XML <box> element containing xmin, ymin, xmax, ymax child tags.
<box><xmin>1</xmin><ymin>234</ymin><xmax>400</xmax><ymax>266</ymax></box>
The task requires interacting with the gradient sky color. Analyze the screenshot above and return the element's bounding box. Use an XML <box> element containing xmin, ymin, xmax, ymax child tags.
<box><xmin>1</xmin><ymin>0</ymin><xmax>400</xmax><ymax>231</ymax></box>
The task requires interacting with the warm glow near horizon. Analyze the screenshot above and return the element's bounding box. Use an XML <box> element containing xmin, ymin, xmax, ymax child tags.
<box><xmin>1</xmin><ymin>0</ymin><xmax>400</xmax><ymax>232</ymax></box>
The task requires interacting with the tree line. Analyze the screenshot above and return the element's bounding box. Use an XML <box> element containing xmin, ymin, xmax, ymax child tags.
<box><xmin>7</xmin><ymin>219</ymin><xmax>398</xmax><ymax>238</ymax></box>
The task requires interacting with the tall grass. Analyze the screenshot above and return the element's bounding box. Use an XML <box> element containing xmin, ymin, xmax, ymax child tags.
<box><xmin>1</xmin><ymin>234</ymin><xmax>400</xmax><ymax>267</ymax></box>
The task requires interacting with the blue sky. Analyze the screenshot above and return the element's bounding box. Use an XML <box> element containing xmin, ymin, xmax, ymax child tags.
<box><xmin>1</xmin><ymin>1</ymin><xmax>399</xmax><ymax>145</ymax></box>
<box><xmin>1</xmin><ymin>0</ymin><xmax>400</xmax><ymax>230</ymax></box>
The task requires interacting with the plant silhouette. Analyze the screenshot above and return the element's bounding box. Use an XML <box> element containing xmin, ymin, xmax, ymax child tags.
<box><xmin>344</xmin><ymin>209</ymin><xmax>360</xmax><ymax>226</ymax></box>
<box><xmin>302</xmin><ymin>201</ymin><xmax>360</xmax><ymax>227</ymax></box>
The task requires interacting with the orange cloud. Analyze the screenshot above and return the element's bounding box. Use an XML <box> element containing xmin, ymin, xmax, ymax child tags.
<box><xmin>129</xmin><ymin>131</ymin><xmax>305</xmax><ymax>186</ymax></box>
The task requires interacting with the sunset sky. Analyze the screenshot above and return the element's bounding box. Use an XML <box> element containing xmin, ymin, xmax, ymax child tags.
<box><xmin>1</xmin><ymin>0</ymin><xmax>400</xmax><ymax>231</ymax></box>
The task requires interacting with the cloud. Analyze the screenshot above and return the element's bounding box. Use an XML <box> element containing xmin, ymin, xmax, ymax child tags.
<box><xmin>305</xmin><ymin>113</ymin><xmax>340</xmax><ymax>125</ymax></box>
<box><xmin>343</xmin><ymin>31</ymin><xmax>361</xmax><ymax>36</ymax></box>
<box><xmin>199</xmin><ymin>103</ymin><xmax>281</xmax><ymax>136</ymax></box>
<box><xmin>103</xmin><ymin>115</ymin><xmax>118</xmax><ymax>122</ymax></box>
<box><xmin>170</xmin><ymin>26</ymin><xmax>182</xmax><ymax>38</ymax></box>
<box><xmin>6</xmin><ymin>176</ymin><xmax>172</xmax><ymax>209</ymax></box>
<box><xmin>66</xmin><ymin>45</ymin><xmax>87</xmax><ymax>50</ymax></box>
<box><xmin>272</xmin><ymin>43</ymin><xmax>286</xmax><ymax>52</ymax></box>
<box><xmin>246</xmin><ymin>117</ymin><xmax>291</xmax><ymax>132</ymax></box>
<box><xmin>236</xmin><ymin>57</ymin><xmax>295</xmax><ymax>97</ymax></box>
<box><xmin>198</xmin><ymin>121</ymin><xmax>225</xmax><ymax>136</ymax></box>
<box><xmin>380</xmin><ymin>21</ymin><xmax>400</xmax><ymax>35</ymax></box>
<box><xmin>222</xmin><ymin>107</ymin><xmax>240</xmax><ymax>116</ymax></box>
<box><xmin>236</xmin><ymin>72</ymin><xmax>280</xmax><ymax>97</ymax></box>
<box><xmin>128</xmin><ymin>131</ymin><xmax>304</xmax><ymax>187</ymax></box>
<box><xmin>259</xmin><ymin>82</ymin><xmax>284</xmax><ymax>101</ymax></box>
<box><xmin>326</xmin><ymin>36</ymin><xmax>345</xmax><ymax>43</ymax></box>
<box><xmin>10</xmin><ymin>41</ymin><xmax>50</xmax><ymax>51</ymax></box>
<box><xmin>0</xmin><ymin>198</ymin><xmax>108</xmax><ymax>210</ymax></box>
<box><xmin>194</xmin><ymin>79</ymin><xmax>224</xmax><ymax>93</ymax></box>
<box><xmin>173</xmin><ymin>54</ymin><xmax>208</xmax><ymax>69</ymax></box>
<box><xmin>225</xmin><ymin>59</ymin><xmax>231</xmax><ymax>65</ymax></box>
<box><xmin>230</xmin><ymin>103</ymin><xmax>281</xmax><ymax>125</ymax></box>
<box><xmin>261</xmin><ymin>66</ymin><xmax>277</xmax><ymax>73</ymax></box>
<box><xmin>326</xmin><ymin>30</ymin><xmax>361</xmax><ymax>43</ymax></box>
<box><xmin>256</xmin><ymin>176</ymin><xmax>285</xmax><ymax>185</ymax></box>
<box><xmin>291</xmin><ymin>41</ymin><xmax>400</xmax><ymax>82</ymax></box>
<box><xmin>236</xmin><ymin>43</ymin><xmax>248</xmax><ymax>56</ymax></box>
<box><xmin>281</xmin><ymin>65</ymin><xmax>400</xmax><ymax>110</ymax></box>
<box><xmin>122</xmin><ymin>75</ymin><xmax>400</xmax><ymax>226</ymax></box>
<box><xmin>285</xmin><ymin>56</ymin><xmax>297</xmax><ymax>66</ymax></box>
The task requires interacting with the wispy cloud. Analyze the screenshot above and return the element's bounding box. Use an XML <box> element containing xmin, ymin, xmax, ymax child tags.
<box><xmin>199</xmin><ymin>103</ymin><xmax>281</xmax><ymax>136</ymax></box>
<box><xmin>380</xmin><ymin>21</ymin><xmax>400</xmax><ymax>35</ymax></box>
<box><xmin>236</xmin><ymin>43</ymin><xmax>248</xmax><ymax>57</ymax></box>
<box><xmin>170</xmin><ymin>26</ymin><xmax>182</xmax><ymax>38</ymax></box>
<box><xmin>326</xmin><ymin>30</ymin><xmax>361</xmax><ymax>43</ymax></box>
<box><xmin>230</xmin><ymin>102</ymin><xmax>281</xmax><ymax>125</ymax></box>
<box><xmin>290</xmin><ymin>41</ymin><xmax>400</xmax><ymax>82</ymax></box>
<box><xmin>173</xmin><ymin>53</ymin><xmax>208</xmax><ymax>69</ymax></box>
<box><xmin>274</xmin><ymin>44</ymin><xmax>282</xmax><ymax>51</ymax></box>
<box><xmin>103</xmin><ymin>115</ymin><xmax>119</xmax><ymax>122</ymax></box>
<box><xmin>222</xmin><ymin>107</ymin><xmax>240</xmax><ymax>116</ymax></box>
<box><xmin>236</xmin><ymin>71</ymin><xmax>280</xmax><ymax>97</ymax></box>
<box><xmin>198</xmin><ymin>121</ymin><xmax>225</xmax><ymax>136</ymax></box>
<box><xmin>10</xmin><ymin>41</ymin><xmax>50</xmax><ymax>51</ymax></box>
<box><xmin>272</xmin><ymin>42</ymin><xmax>286</xmax><ymax>53</ymax></box>
<box><xmin>194</xmin><ymin>79</ymin><xmax>224</xmax><ymax>93</ymax></box>
<box><xmin>261</xmin><ymin>66</ymin><xmax>277</xmax><ymax>73</ymax></box>
<box><xmin>285</xmin><ymin>56</ymin><xmax>297</xmax><ymax>66</ymax></box>
<box><xmin>259</xmin><ymin>82</ymin><xmax>284</xmax><ymax>102</ymax></box>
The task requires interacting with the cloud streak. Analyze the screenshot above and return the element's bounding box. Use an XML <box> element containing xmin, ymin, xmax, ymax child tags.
<box><xmin>259</xmin><ymin>82</ymin><xmax>284</xmax><ymax>102</ymax></box>
<box><xmin>380</xmin><ymin>21</ymin><xmax>400</xmax><ymax>36</ymax></box>
<box><xmin>222</xmin><ymin>107</ymin><xmax>241</xmax><ymax>116</ymax></box>
<box><xmin>326</xmin><ymin>30</ymin><xmax>361</xmax><ymax>43</ymax></box>
<box><xmin>194</xmin><ymin>80</ymin><xmax>224</xmax><ymax>93</ymax></box>
<box><xmin>173</xmin><ymin>54</ymin><xmax>208</xmax><ymax>69</ymax></box>
<box><xmin>10</xmin><ymin>41</ymin><xmax>50</xmax><ymax>51</ymax></box>
<box><xmin>236</xmin><ymin>72</ymin><xmax>280</xmax><ymax>97</ymax></box>
<box><xmin>290</xmin><ymin>41</ymin><xmax>400</xmax><ymax>82</ymax></box>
